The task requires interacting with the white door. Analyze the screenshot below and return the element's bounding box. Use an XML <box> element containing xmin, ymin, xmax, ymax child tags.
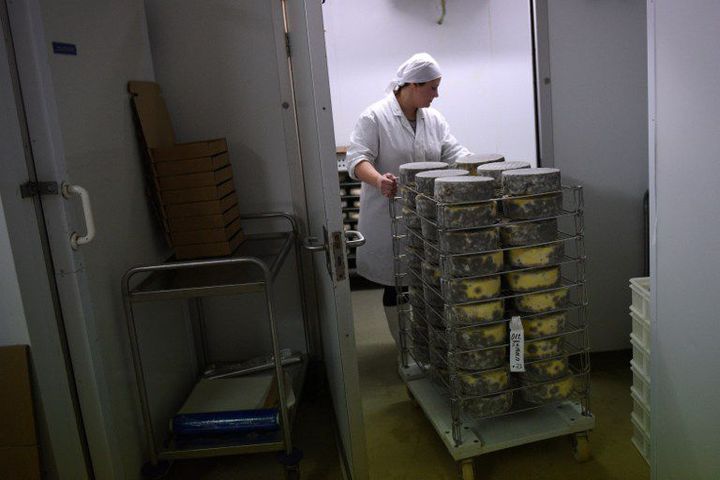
<box><xmin>0</xmin><ymin>5</ymin><xmax>90</xmax><ymax>479</ymax></box>
<box><xmin>281</xmin><ymin>0</ymin><xmax>369</xmax><ymax>478</ymax></box>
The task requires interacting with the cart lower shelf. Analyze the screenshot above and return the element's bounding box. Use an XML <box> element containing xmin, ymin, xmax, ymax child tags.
<box><xmin>400</xmin><ymin>362</ymin><xmax>595</xmax><ymax>463</ymax></box>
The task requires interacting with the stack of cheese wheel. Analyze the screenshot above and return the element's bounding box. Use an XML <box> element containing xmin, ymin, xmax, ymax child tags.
<box><xmin>499</xmin><ymin>167</ymin><xmax>573</xmax><ymax>404</ymax></box>
<box><xmin>430</xmin><ymin>175</ymin><xmax>512</xmax><ymax>418</ymax></box>
<box><xmin>398</xmin><ymin>162</ymin><xmax>448</xmax><ymax>365</ymax></box>
<box><xmin>454</xmin><ymin>153</ymin><xmax>505</xmax><ymax>175</ymax></box>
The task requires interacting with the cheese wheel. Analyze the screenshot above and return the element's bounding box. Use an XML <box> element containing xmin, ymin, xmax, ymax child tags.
<box><xmin>423</xmin><ymin>283</ymin><xmax>445</xmax><ymax>309</ymax></box>
<box><xmin>522</xmin><ymin>311</ymin><xmax>567</xmax><ymax>339</ymax></box>
<box><xmin>505</xmin><ymin>266</ymin><xmax>561</xmax><ymax>292</ymax></box>
<box><xmin>424</xmin><ymin>240</ymin><xmax>440</xmax><ymax>265</ymax></box>
<box><xmin>444</xmin><ymin>275</ymin><xmax>501</xmax><ymax>303</ymax></box>
<box><xmin>411</xmin><ymin>345</ymin><xmax>430</xmax><ymax>365</ymax></box>
<box><xmin>457</xmin><ymin>348</ymin><xmax>507</xmax><ymax>371</ymax></box>
<box><xmin>456</xmin><ymin>322</ymin><xmax>507</xmax><ymax>349</ymax></box>
<box><xmin>463</xmin><ymin>392</ymin><xmax>513</xmax><ymax>418</ymax></box>
<box><xmin>458</xmin><ymin>367</ymin><xmax>509</xmax><ymax>396</ymax></box>
<box><xmin>502</xmin><ymin>193</ymin><xmax>562</xmax><ymax>220</ymax></box>
<box><xmin>521</xmin><ymin>357</ymin><xmax>568</xmax><ymax>383</ymax></box>
<box><xmin>406</xmin><ymin>246</ymin><xmax>422</xmax><ymax>272</ymax></box>
<box><xmin>402</xmin><ymin>186</ymin><xmax>418</xmax><ymax>209</ymax></box>
<box><xmin>437</xmin><ymin>201</ymin><xmax>498</xmax><ymax>229</ymax></box>
<box><xmin>524</xmin><ymin>337</ymin><xmax>562</xmax><ymax>360</ymax></box>
<box><xmin>440</xmin><ymin>227</ymin><xmax>499</xmax><ymax>254</ymax></box>
<box><xmin>501</xmin><ymin>219</ymin><xmax>557</xmax><ymax>247</ymax></box>
<box><xmin>348</xmin><ymin>211</ymin><xmax>360</xmax><ymax>221</ymax></box>
<box><xmin>420</xmin><ymin>219</ymin><xmax>438</xmax><ymax>242</ymax></box>
<box><xmin>443</xmin><ymin>250</ymin><xmax>503</xmax><ymax>277</ymax></box>
<box><xmin>399</xmin><ymin>161</ymin><xmax>448</xmax><ymax>186</ymax></box>
<box><xmin>407</xmin><ymin>228</ymin><xmax>424</xmax><ymax>249</ymax></box>
<box><xmin>507</xmin><ymin>242</ymin><xmax>565</xmax><ymax>268</ymax></box>
<box><xmin>477</xmin><ymin>161</ymin><xmax>531</xmax><ymax>190</ymax></box>
<box><xmin>415</xmin><ymin>195</ymin><xmax>437</xmax><ymax>220</ymax></box>
<box><xmin>514</xmin><ymin>288</ymin><xmax>569</xmax><ymax>313</ymax></box>
<box><xmin>502</xmin><ymin>167</ymin><xmax>561</xmax><ymax>196</ymax></box>
<box><xmin>446</xmin><ymin>300</ymin><xmax>505</xmax><ymax>326</ymax></box>
<box><xmin>454</xmin><ymin>153</ymin><xmax>505</xmax><ymax>175</ymax></box>
<box><xmin>522</xmin><ymin>375</ymin><xmax>574</xmax><ymax>404</ymax></box>
<box><xmin>402</xmin><ymin>206</ymin><xmax>421</xmax><ymax>230</ymax></box>
<box><xmin>421</xmin><ymin>260</ymin><xmax>442</xmax><ymax>288</ymax></box>
<box><xmin>415</xmin><ymin>169</ymin><xmax>469</xmax><ymax>195</ymax></box>
<box><xmin>349</xmin><ymin>187</ymin><xmax>361</xmax><ymax>196</ymax></box>
<box><xmin>434</xmin><ymin>176</ymin><xmax>495</xmax><ymax>202</ymax></box>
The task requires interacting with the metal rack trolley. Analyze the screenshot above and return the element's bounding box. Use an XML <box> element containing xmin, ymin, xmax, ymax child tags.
<box><xmin>122</xmin><ymin>212</ymin><xmax>307</xmax><ymax>479</ymax></box>
<box><xmin>390</xmin><ymin>186</ymin><xmax>596</xmax><ymax>480</ymax></box>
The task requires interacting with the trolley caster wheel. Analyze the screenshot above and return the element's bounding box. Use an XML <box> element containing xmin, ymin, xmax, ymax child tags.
<box><xmin>141</xmin><ymin>460</ymin><xmax>171</xmax><ymax>479</ymax></box>
<box><xmin>571</xmin><ymin>433</ymin><xmax>591</xmax><ymax>462</ymax></box>
<box><xmin>459</xmin><ymin>459</ymin><xmax>475</xmax><ymax>480</ymax></box>
<box><xmin>283</xmin><ymin>465</ymin><xmax>300</xmax><ymax>480</ymax></box>
<box><xmin>406</xmin><ymin>386</ymin><xmax>419</xmax><ymax>407</ymax></box>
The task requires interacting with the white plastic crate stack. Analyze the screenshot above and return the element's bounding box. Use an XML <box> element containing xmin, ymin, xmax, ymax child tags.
<box><xmin>629</xmin><ymin>276</ymin><xmax>651</xmax><ymax>464</ymax></box>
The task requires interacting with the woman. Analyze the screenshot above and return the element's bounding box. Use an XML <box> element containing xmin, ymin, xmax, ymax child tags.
<box><xmin>346</xmin><ymin>52</ymin><xmax>471</xmax><ymax>344</ymax></box>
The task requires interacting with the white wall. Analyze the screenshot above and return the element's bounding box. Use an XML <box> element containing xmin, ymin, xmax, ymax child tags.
<box><xmin>0</xmin><ymin>197</ymin><xmax>31</xmax><ymax>346</ymax></box>
<box><xmin>547</xmin><ymin>0</ymin><xmax>648</xmax><ymax>351</ymax></box>
<box><xmin>143</xmin><ymin>0</ymin><xmax>308</xmax><ymax>359</ymax></box>
<box><xmin>323</xmin><ymin>0</ymin><xmax>536</xmax><ymax>164</ymax></box>
<box><xmin>650</xmin><ymin>2</ymin><xmax>720</xmax><ymax>478</ymax></box>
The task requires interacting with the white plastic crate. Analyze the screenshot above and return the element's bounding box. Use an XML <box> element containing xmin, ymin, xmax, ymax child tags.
<box><xmin>630</xmin><ymin>387</ymin><xmax>651</xmax><ymax>434</ymax></box>
<box><xmin>630</xmin><ymin>307</ymin><xmax>651</xmax><ymax>348</ymax></box>
<box><xmin>630</xmin><ymin>360</ymin><xmax>651</xmax><ymax>405</ymax></box>
<box><xmin>629</xmin><ymin>277</ymin><xmax>651</xmax><ymax>320</ymax></box>
<box><xmin>630</xmin><ymin>332</ymin><xmax>650</xmax><ymax>377</ymax></box>
<box><xmin>631</xmin><ymin>413</ymin><xmax>650</xmax><ymax>464</ymax></box>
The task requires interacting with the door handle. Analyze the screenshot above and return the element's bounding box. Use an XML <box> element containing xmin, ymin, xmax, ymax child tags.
<box><xmin>344</xmin><ymin>230</ymin><xmax>365</xmax><ymax>248</ymax></box>
<box><xmin>302</xmin><ymin>236</ymin><xmax>327</xmax><ymax>252</ymax></box>
<box><xmin>62</xmin><ymin>183</ymin><xmax>96</xmax><ymax>249</ymax></box>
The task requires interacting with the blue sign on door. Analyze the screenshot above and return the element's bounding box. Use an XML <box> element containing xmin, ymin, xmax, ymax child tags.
<box><xmin>52</xmin><ymin>42</ymin><xmax>77</xmax><ymax>56</ymax></box>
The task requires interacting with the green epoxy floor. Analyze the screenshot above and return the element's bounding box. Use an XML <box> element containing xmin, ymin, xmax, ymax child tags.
<box><xmin>170</xmin><ymin>287</ymin><xmax>650</xmax><ymax>479</ymax></box>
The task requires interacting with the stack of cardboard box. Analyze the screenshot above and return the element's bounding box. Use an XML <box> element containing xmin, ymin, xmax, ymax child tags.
<box><xmin>0</xmin><ymin>346</ymin><xmax>41</xmax><ymax>480</ymax></box>
<box><xmin>128</xmin><ymin>82</ymin><xmax>244</xmax><ymax>259</ymax></box>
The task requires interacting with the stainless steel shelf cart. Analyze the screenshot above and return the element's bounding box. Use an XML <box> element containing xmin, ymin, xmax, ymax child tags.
<box><xmin>122</xmin><ymin>212</ymin><xmax>308</xmax><ymax>479</ymax></box>
<box><xmin>391</xmin><ymin>186</ymin><xmax>595</xmax><ymax>480</ymax></box>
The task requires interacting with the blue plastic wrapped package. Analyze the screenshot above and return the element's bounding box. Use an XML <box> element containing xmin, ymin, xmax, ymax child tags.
<box><xmin>172</xmin><ymin>408</ymin><xmax>280</xmax><ymax>436</ymax></box>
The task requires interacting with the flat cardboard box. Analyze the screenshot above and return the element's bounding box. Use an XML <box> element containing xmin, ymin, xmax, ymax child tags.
<box><xmin>0</xmin><ymin>346</ymin><xmax>37</xmax><ymax>447</ymax></box>
<box><xmin>150</xmin><ymin>138</ymin><xmax>228</xmax><ymax>162</ymax></box>
<box><xmin>0</xmin><ymin>446</ymin><xmax>41</xmax><ymax>480</ymax></box>
<box><xmin>170</xmin><ymin>217</ymin><xmax>243</xmax><ymax>246</ymax></box>
<box><xmin>165</xmin><ymin>192</ymin><xmax>238</xmax><ymax>219</ymax></box>
<box><xmin>158</xmin><ymin>165</ymin><xmax>234</xmax><ymax>191</ymax></box>
<box><xmin>161</xmin><ymin>179</ymin><xmax>235</xmax><ymax>205</ymax></box>
<box><xmin>175</xmin><ymin>230</ymin><xmax>245</xmax><ymax>259</ymax></box>
<box><xmin>154</xmin><ymin>152</ymin><xmax>229</xmax><ymax>177</ymax></box>
<box><xmin>168</xmin><ymin>204</ymin><xmax>241</xmax><ymax>232</ymax></box>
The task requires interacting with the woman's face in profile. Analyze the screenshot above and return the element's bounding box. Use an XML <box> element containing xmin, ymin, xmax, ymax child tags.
<box><xmin>412</xmin><ymin>78</ymin><xmax>441</xmax><ymax>108</ymax></box>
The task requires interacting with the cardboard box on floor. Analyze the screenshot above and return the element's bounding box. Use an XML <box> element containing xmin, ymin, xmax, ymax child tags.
<box><xmin>0</xmin><ymin>346</ymin><xmax>41</xmax><ymax>480</ymax></box>
<box><xmin>128</xmin><ymin>81</ymin><xmax>245</xmax><ymax>258</ymax></box>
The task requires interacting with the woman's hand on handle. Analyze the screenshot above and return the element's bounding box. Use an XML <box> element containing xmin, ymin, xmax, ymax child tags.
<box><xmin>376</xmin><ymin>173</ymin><xmax>398</xmax><ymax>198</ymax></box>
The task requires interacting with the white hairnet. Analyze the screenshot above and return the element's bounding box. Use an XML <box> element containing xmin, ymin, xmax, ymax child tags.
<box><xmin>386</xmin><ymin>52</ymin><xmax>442</xmax><ymax>93</ymax></box>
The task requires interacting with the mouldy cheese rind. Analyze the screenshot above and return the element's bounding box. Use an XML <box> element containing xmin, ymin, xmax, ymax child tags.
<box><xmin>454</xmin><ymin>153</ymin><xmax>505</xmax><ymax>175</ymax></box>
<box><xmin>477</xmin><ymin>161</ymin><xmax>531</xmax><ymax>190</ymax></box>
<box><xmin>501</xmin><ymin>219</ymin><xmax>558</xmax><ymax>247</ymax></box>
<box><xmin>416</xmin><ymin>195</ymin><xmax>437</xmax><ymax>220</ymax></box>
<box><xmin>505</xmin><ymin>266</ymin><xmax>561</xmax><ymax>293</ymax></box>
<box><xmin>463</xmin><ymin>392</ymin><xmax>513</xmax><ymax>418</ymax></box>
<box><xmin>440</xmin><ymin>227</ymin><xmax>500</xmax><ymax>254</ymax></box>
<box><xmin>458</xmin><ymin>367</ymin><xmax>510</xmax><ymax>396</ymax></box>
<box><xmin>399</xmin><ymin>161</ymin><xmax>449</xmax><ymax>186</ymax></box>
<box><xmin>444</xmin><ymin>275</ymin><xmax>502</xmax><ymax>304</ymax></box>
<box><xmin>513</xmin><ymin>287</ymin><xmax>569</xmax><ymax>313</ymax></box>
<box><xmin>445</xmin><ymin>300</ymin><xmax>505</xmax><ymax>325</ymax></box>
<box><xmin>415</xmin><ymin>169</ymin><xmax>469</xmax><ymax>195</ymax></box>
<box><xmin>402</xmin><ymin>206</ymin><xmax>421</xmax><ymax>229</ymax></box>
<box><xmin>522</xmin><ymin>375</ymin><xmax>574</xmax><ymax>404</ymax></box>
<box><xmin>455</xmin><ymin>322</ymin><xmax>508</xmax><ymax>349</ymax></box>
<box><xmin>522</xmin><ymin>311</ymin><xmax>567</xmax><ymax>339</ymax></box>
<box><xmin>507</xmin><ymin>242</ymin><xmax>565</xmax><ymax>268</ymax></box>
<box><xmin>443</xmin><ymin>250</ymin><xmax>503</xmax><ymax>277</ymax></box>
<box><xmin>438</xmin><ymin>201</ymin><xmax>498</xmax><ymax>229</ymax></box>
<box><xmin>421</xmin><ymin>219</ymin><xmax>439</xmax><ymax>242</ymax></box>
<box><xmin>520</xmin><ymin>357</ymin><xmax>568</xmax><ymax>383</ymax></box>
<box><xmin>502</xmin><ymin>193</ymin><xmax>562</xmax><ymax>220</ymax></box>
<box><xmin>434</xmin><ymin>176</ymin><xmax>495</xmax><ymax>203</ymax></box>
<box><xmin>524</xmin><ymin>337</ymin><xmax>563</xmax><ymax>360</ymax></box>
<box><xmin>502</xmin><ymin>167</ymin><xmax>561</xmax><ymax>196</ymax></box>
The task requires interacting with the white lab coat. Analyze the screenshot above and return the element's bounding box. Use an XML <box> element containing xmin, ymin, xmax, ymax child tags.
<box><xmin>347</xmin><ymin>94</ymin><xmax>471</xmax><ymax>285</ymax></box>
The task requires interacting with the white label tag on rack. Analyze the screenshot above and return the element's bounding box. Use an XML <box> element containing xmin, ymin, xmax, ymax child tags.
<box><xmin>509</xmin><ymin>316</ymin><xmax>525</xmax><ymax>372</ymax></box>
